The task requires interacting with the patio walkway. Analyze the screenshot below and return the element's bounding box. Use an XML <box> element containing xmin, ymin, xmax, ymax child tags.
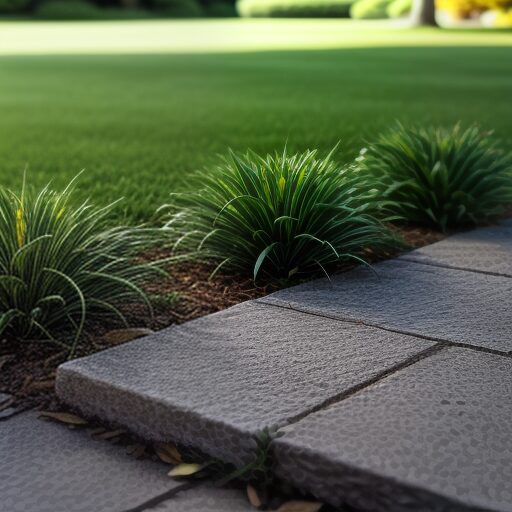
<box><xmin>2</xmin><ymin>221</ymin><xmax>510</xmax><ymax>512</ymax></box>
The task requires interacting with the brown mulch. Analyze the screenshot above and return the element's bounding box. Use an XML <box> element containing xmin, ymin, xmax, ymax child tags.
<box><xmin>0</xmin><ymin>223</ymin><xmax>447</xmax><ymax>411</ymax></box>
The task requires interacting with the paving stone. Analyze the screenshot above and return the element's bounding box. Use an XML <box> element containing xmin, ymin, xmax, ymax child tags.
<box><xmin>56</xmin><ymin>301</ymin><xmax>435</xmax><ymax>466</ymax></box>
<box><xmin>259</xmin><ymin>259</ymin><xmax>512</xmax><ymax>352</ymax></box>
<box><xmin>0</xmin><ymin>392</ymin><xmax>11</xmax><ymax>404</ymax></box>
<box><xmin>0</xmin><ymin>412</ymin><xmax>181</xmax><ymax>512</ymax></box>
<box><xmin>153</xmin><ymin>485</ymin><xmax>253</xmax><ymax>511</ymax></box>
<box><xmin>399</xmin><ymin>225</ymin><xmax>512</xmax><ymax>277</ymax></box>
<box><xmin>274</xmin><ymin>347</ymin><xmax>512</xmax><ymax>512</ymax></box>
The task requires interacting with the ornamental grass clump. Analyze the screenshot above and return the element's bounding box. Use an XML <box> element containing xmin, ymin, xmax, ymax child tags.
<box><xmin>0</xmin><ymin>178</ymin><xmax>162</xmax><ymax>355</ymax></box>
<box><xmin>165</xmin><ymin>148</ymin><xmax>398</xmax><ymax>281</ymax></box>
<box><xmin>360</xmin><ymin>124</ymin><xmax>512</xmax><ymax>232</ymax></box>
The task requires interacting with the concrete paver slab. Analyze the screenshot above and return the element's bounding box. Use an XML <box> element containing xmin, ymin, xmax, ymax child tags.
<box><xmin>259</xmin><ymin>260</ymin><xmax>512</xmax><ymax>352</ymax></box>
<box><xmin>400</xmin><ymin>225</ymin><xmax>512</xmax><ymax>277</ymax></box>
<box><xmin>0</xmin><ymin>412</ymin><xmax>181</xmax><ymax>512</ymax></box>
<box><xmin>274</xmin><ymin>348</ymin><xmax>512</xmax><ymax>512</ymax></box>
<box><xmin>56</xmin><ymin>301</ymin><xmax>435</xmax><ymax>466</ymax></box>
<box><xmin>153</xmin><ymin>485</ymin><xmax>253</xmax><ymax>512</ymax></box>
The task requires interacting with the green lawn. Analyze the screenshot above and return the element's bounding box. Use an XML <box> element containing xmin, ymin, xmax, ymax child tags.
<box><xmin>0</xmin><ymin>20</ymin><xmax>511</xmax><ymax>221</ymax></box>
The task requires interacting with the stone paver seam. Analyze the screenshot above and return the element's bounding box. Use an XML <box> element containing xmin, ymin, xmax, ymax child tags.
<box><xmin>0</xmin><ymin>404</ymin><xmax>33</xmax><ymax>422</ymax></box>
<box><xmin>116</xmin><ymin>344</ymin><xmax>448</xmax><ymax>512</ymax></box>
<box><xmin>399</xmin><ymin>257</ymin><xmax>512</xmax><ymax>279</ymax></box>
<box><xmin>255</xmin><ymin>299</ymin><xmax>512</xmax><ymax>358</ymax></box>
<box><xmin>119</xmin><ymin>482</ymin><xmax>197</xmax><ymax>512</ymax></box>
<box><xmin>277</xmin><ymin>343</ymin><xmax>445</xmax><ymax>428</ymax></box>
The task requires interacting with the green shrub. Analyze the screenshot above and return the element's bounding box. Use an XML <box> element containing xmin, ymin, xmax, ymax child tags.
<box><xmin>350</xmin><ymin>0</ymin><xmax>390</xmax><ymax>18</ymax></box>
<box><xmin>237</xmin><ymin>0</ymin><xmax>354</xmax><ymax>18</ymax></box>
<box><xmin>35</xmin><ymin>0</ymin><xmax>104</xmax><ymax>20</ymax></box>
<box><xmin>0</xmin><ymin>0</ymin><xmax>30</xmax><ymax>14</ymax></box>
<box><xmin>0</xmin><ymin>178</ymin><xmax>162</xmax><ymax>355</ymax></box>
<box><xmin>206</xmin><ymin>1</ymin><xmax>237</xmax><ymax>16</ymax></box>
<box><xmin>36</xmin><ymin>1</ymin><xmax>156</xmax><ymax>19</ymax></box>
<box><xmin>360</xmin><ymin>125</ymin><xmax>512</xmax><ymax>231</ymax></box>
<box><xmin>386</xmin><ymin>0</ymin><xmax>411</xmax><ymax>17</ymax></box>
<box><xmin>153</xmin><ymin>0</ymin><xmax>203</xmax><ymax>16</ymax></box>
<box><xmin>165</xmin><ymin>149</ymin><xmax>398</xmax><ymax>281</ymax></box>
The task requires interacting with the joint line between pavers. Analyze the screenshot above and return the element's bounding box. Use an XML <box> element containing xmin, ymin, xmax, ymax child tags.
<box><xmin>119</xmin><ymin>482</ymin><xmax>196</xmax><ymax>512</ymax></box>
<box><xmin>0</xmin><ymin>405</ymin><xmax>34</xmax><ymax>422</ymax></box>
<box><xmin>399</xmin><ymin>256</ymin><xmax>512</xmax><ymax>280</ymax></box>
<box><xmin>278</xmin><ymin>343</ymin><xmax>446</xmax><ymax>429</ymax></box>
<box><xmin>256</xmin><ymin>299</ymin><xmax>512</xmax><ymax>358</ymax></box>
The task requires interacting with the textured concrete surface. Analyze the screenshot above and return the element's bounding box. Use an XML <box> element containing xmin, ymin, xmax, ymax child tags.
<box><xmin>0</xmin><ymin>412</ymin><xmax>181</xmax><ymax>512</ymax></box>
<box><xmin>274</xmin><ymin>347</ymin><xmax>512</xmax><ymax>512</ymax></box>
<box><xmin>57</xmin><ymin>301</ymin><xmax>434</xmax><ymax>466</ymax></box>
<box><xmin>259</xmin><ymin>259</ymin><xmax>512</xmax><ymax>352</ymax></box>
<box><xmin>154</xmin><ymin>485</ymin><xmax>253</xmax><ymax>511</ymax></box>
<box><xmin>400</xmin><ymin>225</ymin><xmax>512</xmax><ymax>277</ymax></box>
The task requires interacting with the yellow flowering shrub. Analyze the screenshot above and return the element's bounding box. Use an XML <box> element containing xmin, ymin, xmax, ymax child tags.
<box><xmin>437</xmin><ymin>0</ymin><xmax>511</xmax><ymax>17</ymax></box>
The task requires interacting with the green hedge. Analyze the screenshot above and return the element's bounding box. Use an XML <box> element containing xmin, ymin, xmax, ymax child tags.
<box><xmin>237</xmin><ymin>0</ymin><xmax>355</xmax><ymax>18</ymax></box>
<box><xmin>386</xmin><ymin>0</ymin><xmax>411</xmax><ymax>17</ymax></box>
<box><xmin>205</xmin><ymin>1</ymin><xmax>237</xmax><ymax>16</ymax></box>
<box><xmin>35</xmin><ymin>0</ymin><xmax>105</xmax><ymax>19</ymax></box>
<box><xmin>0</xmin><ymin>0</ymin><xmax>30</xmax><ymax>13</ymax></box>
<box><xmin>350</xmin><ymin>0</ymin><xmax>390</xmax><ymax>18</ymax></box>
<box><xmin>152</xmin><ymin>0</ymin><xmax>203</xmax><ymax>16</ymax></box>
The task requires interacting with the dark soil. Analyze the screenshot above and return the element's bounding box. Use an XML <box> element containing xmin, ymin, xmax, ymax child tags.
<box><xmin>0</xmin><ymin>223</ymin><xmax>447</xmax><ymax>411</ymax></box>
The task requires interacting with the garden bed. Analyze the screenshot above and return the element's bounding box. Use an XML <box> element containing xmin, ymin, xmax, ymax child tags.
<box><xmin>0</xmin><ymin>224</ymin><xmax>444</xmax><ymax>412</ymax></box>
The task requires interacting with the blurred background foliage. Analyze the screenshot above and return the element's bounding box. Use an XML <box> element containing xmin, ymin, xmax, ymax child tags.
<box><xmin>0</xmin><ymin>0</ymin><xmax>510</xmax><ymax>24</ymax></box>
<box><xmin>0</xmin><ymin>0</ymin><xmax>238</xmax><ymax>19</ymax></box>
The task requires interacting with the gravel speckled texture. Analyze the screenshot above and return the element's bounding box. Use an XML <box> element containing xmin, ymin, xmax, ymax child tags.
<box><xmin>153</xmin><ymin>485</ymin><xmax>253</xmax><ymax>511</ymax></box>
<box><xmin>0</xmin><ymin>412</ymin><xmax>181</xmax><ymax>512</ymax></box>
<box><xmin>259</xmin><ymin>259</ymin><xmax>512</xmax><ymax>352</ymax></box>
<box><xmin>56</xmin><ymin>301</ymin><xmax>434</xmax><ymax>466</ymax></box>
<box><xmin>274</xmin><ymin>347</ymin><xmax>512</xmax><ymax>512</ymax></box>
<box><xmin>400</xmin><ymin>225</ymin><xmax>512</xmax><ymax>277</ymax></box>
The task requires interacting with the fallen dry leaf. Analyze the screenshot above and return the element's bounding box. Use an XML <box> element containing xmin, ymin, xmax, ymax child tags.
<box><xmin>168</xmin><ymin>463</ymin><xmax>205</xmax><ymax>478</ymax></box>
<box><xmin>131</xmin><ymin>444</ymin><xmax>147</xmax><ymax>459</ymax></box>
<box><xmin>0</xmin><ymin>397</ymin><xmax>15</xmax><ymax>412</ymax></box>
<box><xmin>102</xmin><ymin>328</ymin><xmax>154</xmax><ymax>345</ymax></box>
<box><xmin>88</xmin><ymin>427</ymin><xmax>107</xmax><ymax>436</ymax></box>
<box><xmin>155</xmin><ymin>442</ymin><xmax>182</xmax><ymax>465</ymax></box>
<box><xmin>93</xmin><ymin>429</ymin><xmax>126</xmax><ymax>440</ymax></box>
<box><xmin>23</xmin><ymin>378</ymin><xmax>55</xmax><ymax>394</ymax></box>
<box><xmin>246</xmin><ymin>484</ymin><xmax>262</xmax><ymax>508</ymax></box>
<box><xmin>277</xmin><ymin>500</ymin><xmax>323</xmax><ymax>512</ymax></box>
<box><xmin>39</xmin><ymin>411</ymin><xmax>88</xmax><ymax>426</ymax></box>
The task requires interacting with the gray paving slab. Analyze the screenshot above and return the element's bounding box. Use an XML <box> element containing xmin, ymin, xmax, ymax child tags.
<box><xmin>153</xmin><ymin>485</ymin><xmax>253</xmax><ymax>512</ymax></box>
<box><xmin>0</xmin><ymin>412</ymin><xmax>181</xmax><ymax>512</ymax></box>
<box><xmin>56</xmin><ymin>301</ymin><xmax>435</xmax><ymax>466</ymax></box>
<box><xmin>259</xmin><ymin>259</ymin><xmax>512</xmax><ymax>352</ymax></box>
<box><xmin>399</xmin><ymin>225</ymin><xmax>512</xmax><ymax>277</ymax></box>
<box><xmin>274</xmin><ymin>347</ymin><xmax>512</xmax><ymax>512</ymax></box>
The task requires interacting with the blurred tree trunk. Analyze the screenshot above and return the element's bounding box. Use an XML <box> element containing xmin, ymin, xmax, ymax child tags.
<box><xmin>410</xmin><ymin>0</ymin><xmax>438</xmax><ymax>26</ymax></box>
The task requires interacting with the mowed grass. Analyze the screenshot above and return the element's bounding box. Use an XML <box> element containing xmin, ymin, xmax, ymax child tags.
<box><xmin>0</xmin><ymin>20</ymin><xmax>511</xmax><ymax>221</ymax></box>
